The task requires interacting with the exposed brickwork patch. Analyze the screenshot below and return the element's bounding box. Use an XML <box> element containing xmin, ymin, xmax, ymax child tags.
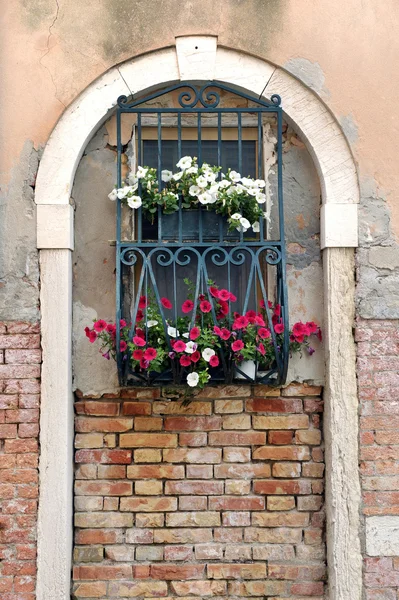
<box><xmin>0</xmin><ymin>322</ymin><xmax>40</xmax><ymax>600</ymax></box>
<box><xmin>73</xmin><ymin>385</ymin><xmax>325</xmax><ymax>599</ymax></box>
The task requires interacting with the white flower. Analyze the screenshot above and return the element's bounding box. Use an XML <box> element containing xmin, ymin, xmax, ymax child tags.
<box><xmin>116</xmin><ymin>187</ymin><xmax>128</xmax><ymax>199</ymax></box>
<box><xmin>219</xmin><ymin>179</ymin><xmax>231</xmax><ymax>189</ymax></box>
<box><xmin>136</xmin><ymin>166</ymin><xmax>148</xmax><ymax>179</ymax></box>
<box><xmin>196</xmin><ymin>175</ymin><xmax>208</xmax><ymax>188</ymax></box>
<box><xmin>167</xmin><ymin>326</ymin><xmax>180</xmax><ymax>338</ymax></box>
<box><xmin>146</xmin><ymin>320</ymin><xmax>158</xmax><ymax>328</ymax></box>
<box><xmin>185</xmin><ymin>341</ymin><xmax>197</xmax><ymax>354</ymax></box>
<box><xmin>127</xmin><ymin>196</ymin><xmax>142</xmax><ymax>209</ymax></box>
<box><xmin>239</xmin><ymin>217</ymin><xmax>251</xmax><ymax>230</ymax></box>
<box><xmin>108</xmin><ymin>189</ymin><xmax>118</xmax><ymax>201</ymax></box>
<box><xmin>231</xmin><ymin>213</ymin><xmax>242</xmax><ymax>221</ymax></box>
<box><xmin>207</xmin><ymin>194</ymin><xmax>218</xmax><ymax>204</ymax></box>
<box><xmin>256</xmin><ymin>192</ymin><xmax>267</xmax><ymax>204</ymax></box>
<box><xmin>255</xmin><ymin>179</ymin><xmax>266</xmax><ymax>188</ymax></box>
<box><xmin>161</xmin><ymin>170</ymin><xmax>173</xmax><ymax>182</ymax></box>
<box><xmin>187</xmin><ymin>372</ymin><xmax>199</xmax><ymax>387</ymax></box>
<box><xmin>198</xmin><ymin>192</ymin><xmax>212</xmax><ymax>204</ymax></box>
<box><xmin>229</xmin><ymin>170</ymin><xmax>241</xmax><ymax>183</ymax></box>
<box><xmin>247</xmin><ymin>187</ymin><xmax>258</xmax><ymax>196</ymax></box>
<box><xmin>173</xmin><ymin>171</ymin><xmax>184</xmax><ymax>181</ymax></box>
<box><xmin>182</xmin><ymin>332</ymin><xmax>190</xmax><ymax>339</ymax></box>
<box><xmin>189</xmin><ymin>185</ymin><xmax>201</xmax><ymax>197</ymax></box>
<box><xmin>128</xmin><ymin>173</ymin><xmax>138</xmax><ymax>186</ymax></box>
<box><xmin>176</xmin><ymin>156</ymin><xmax>192</xmax><ymax>171</ymax></box>
<box><xmin>186</xmin><ymin>165</ymin><xmax>198</xmax><ymax>174</ymax></box>
<box><xmin>204</xmin><ymin>171</ymin><xmax>217</xmax><ymax>183</ymax></box>
<box><xmin>252</xmin><ymin>221</ymin><xmax>260</xmax><ymax>233</ymax></box>
<box><xmin>202</xmin><ymin>347</ymin><xmax>216</xmax><ymax>362</ymax></box>
<box><xmin>241</xmin><ymin>177</ymin><xmax>253</xmax><ymax>187</ymax></box>
<box><xmin>209</xmin><ymin>184</ymin><xmax>220</xmax><ymax>194</ymax></box>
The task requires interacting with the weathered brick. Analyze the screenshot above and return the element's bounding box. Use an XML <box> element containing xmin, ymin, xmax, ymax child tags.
<box><xmin>154</xmin><ymin>528</ymin><xmax>213</xmax><ymax>544</ymax></box>
<box><xmin>97</xmin><ymin>465</ymin><xmax>126</xmax><ymax>479</ymax></box>
<box><xmin>75</xmin><ymin>401</ymin><xmax>120</xmax><ymax>416</ymax></box>
<box><xmin>5</xmin><ymin>409</ymin><xmax>39</xmax><ymax>423</ymax></box>
<box><xmin>222</xmin><ymin>511</ymin><xmax>251</xmax><ymax>526</ymax></box>
<box><xmin>295</xmin><ymin>429</ymin><xmax>322</xmax><ymax>445</ymax></box>
<box><xmin>75</xmin><ymin>449</ymin><xmax>132</xmax><ymax>464</ymax></box>
<box><xmin>214</xmin><ymin>527</ymin><xmax>243</xmax><ymax>542</ymax></box>
<box><xmin>135</xmin><ymin>480</ymin><xmax>163</xmax><ymax>495</ymax></box>
<box><xmin>225</xmin><ymin>480</ymin><xmax>251</xmax><ymax>495</ymax></box>
<box><xmin>302</xmin><ymin>463</ymin><xmax>325</xmax><ymax>478</ymax></box>
<box><xmin>171</xmin><ymin>580</ymin><xmax>226</xmax><ymax>596</ymax></box>
<box><xmin>193</xmin><ymin>385</ymin><xmax>251</xmax><ymax>398</ymax></box>
<box><xmin>76</xmin><ymin>417</ymin><xmax>133</xmax><ymax>433</ymax></box>
<box><xmin>252</xmin><ymin>510</ymin><xmax>309</xmax><ymax>527</ymax></box>
<box><xmin>215</xmin><ymin>400</ymin><xmax>243</xmax><ymax>413</ymax></box>
<box><xmin>268</xmin><ymin>563</ymin><xmax>326</xmax><ymax>580</ymax></box>
<box><xmin>164</xmin><ymin>416</ymin><xmax>221</xmax><ymax>431</ymax></box>
<box><xmin>133</xmin><ymin>416</ymin><xmax>164</xmax><ymax>431</ymax></box>
<box><xmin>127</xmin><ymin>465</ymin><xmax>184</xmax><ymax>479</ymax></box>
<box><xmin>223</xmin><ymin>447</ymin><xmax>251</xmax><ymax>462</ymax></box>
<box><xmin>75</xmin><ymin>464</ymin><xmax>97</xmax><ymax>479</ymax></box>
<box><xmin>179</xmin><ymin>496</ymin><xmax>207</xmax><ymax>510</ymax></box>
<box><xmin>166</xmin><ymin>512</ymin><xmax>221</xmax><ymax>527</ymax></box>
<box><xmin>208</xmin><ymin>563</ymin><xmax>266</xmax><ymax>579</ymax></box>
<box><xmin>186</xmin><ymin>464</ymin><xmax>213</xmax><ymax>479</ymax></box>
<box><xmin>178</xmin><ymin>432</ymin><xmax>207</xmax><ymax>446</ymax></box>
<box><xmin>252</xmin><ymin>543</ymin><xmax>295</xmax><ymax>560</ymax></box>
<box><xmin>209</xmin><ymin>496</ymin><xmax>264</xmax><ymax>510</ymax></box>
<box><xmin>253</xmin><ymin>445</ymin><xmax>310</xmax><ymax>461</ymax></box>
<box><xmin>120</xmin><ymin>497</ymin><xmax>177</xmax><ymax>512</ymax></box>
<box><xmin>136</xmin><ymin>545</ymin><xmax>164</xmax><ymax>561</ymax></box>
<box><xmin>73</xmin><ymin>582</ymin><xmax>107</xmax><ymax>598</ymax></box>
<box><xmin>253</xmin><ymin>415</ymin><xmax>309</xmax><ymax>429</ymax></box>
<box><xmin>228</xmin><ymin>580</ymin><xmax>288</xmax><ymax>596</ymax></box>
<box><xmin>246</xmin><ymin>397</ymin><xmax>303</xmax><ymax>413</ymax></box>
<box><xmin>120</xmin><ymin>433</ymin><xmax>177</xmax><ymax>447</ymax></box>
<box><xmin>108</xmin><ymin>581</ymin><xmax>168</xmax><ymax>596</ymax></box>
<box><xmin>215</xmin><ymin>462</ymin><xmax>271</xmax><ymax>479</ymax></box>
<box><xmin>194</xmin><ymin>543</ymin><xmax>223</xmax><ymax>560</ymax></box>
<box><xmin>165</xmin><ymin>480</ymin><xmax>223</xmax><ymax>495</ymax></box>
<box><xmin>153</xmin><ymin>401</ymin><xmax>212</xmax><ymax>415</ymax></box>
<box><xmin>134</xmin><ymin>449</ymin><xmax>162</xmax><ymax>462</ymax></box>
<box><xmin>73</xmin><ymin>546</ymin><xmax>104</xmax><ymax>562</ymax></box>
<box><xmin>297</xmin><ymin>495</ymin><xmax>324</xmax><ymax>511</ymax></box>
<box><xmin>122</xmin><ymin>401</ymin><xmax>151</xmax><ymax>415</ymax></box>
<box><xmin>74</xmin><ymin>497</ymin><xmax>103</xmax><ymax>512</ymax></box>
<box><xmin>151</xmin><ymin>563</ymin><xmax>205</xmax><ymax>580</ymax></box>
<box><xmin>74</xmin><ymin>512</ymin><xmax>133</xmax><ymax>528</ymax></box>
<box><xmin>103</xmin><ymin>497</ymin><xmax>118</xmax><ymax>510</ymax></box>
<box><xmin>75</xmin><ymin>480</ymin><xmax>132</xmax><ymax>496</ymax></box>
<box><xmin>0</xmin><ymin>424</ymin><xmax>18</xmax><ymax>438</ymax></box>
<box><xmin>209</xmin><ymin>431</ymin><xmax>266</xmax><ymax>446</ymax></box>
<box><xmin>0</xmin><ymin>394</ymin><xmax>18</xmax><ymax>409</ymax></box>
<box><xmin>222</xmin><ymin>414</ymin><xmax>251</xmax><ymax>429</ymax></box>
<box><xmin>126</xmin><ymin>529</ymin><xmax>154</xmax><ymax>544</ymax></box>
<box><xmin>0</xmin><ymin>334</ymin><xmax>40</xmax><ymax>349</ymax></box>
<box><xmin>267</xmin><ymin>496</ymin><xmax>296</xmax><ymax>511</ymax></box>
<box><xmin>164</xmin><ymin>545</ymin><xmax>194</xmax><ymax>561</ymax></box>
<box><xmin>135</xmin><ymin>513</ymin><xmax>165</xmax><ymax>528</ymax></box>
<box><xmin>0</xmin><ymin>364</ymin><xmax>40</xmax><ymax>378</ymax></box>
<box><xmin>272</xmin><ymin>462</ymin><xmax>301</xmax><ymax>478</ymax></box>
<box><xmin>163</xmin><ymin>448</ymin><xmax>221</xmax><ymax>463</ymax></box>
<box><xmin>282</xmin><ymin>383</ymin><xmax>322</xmax><ymax>396</ymax></box>
<box><xmin>75</xmin><ymin>529</ymin><xmax>124</xmax><ymax>545</ymax></box>
<box><xmin>254</xmin><ymin>479</ymin><xmax>311</xmax><ymax>495</ymax></box>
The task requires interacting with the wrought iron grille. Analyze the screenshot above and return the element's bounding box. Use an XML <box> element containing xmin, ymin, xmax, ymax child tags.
<box><xmin>115</xmin><ymin>82</ymin><xmax>288</xmax><ymax>386</ymax></box>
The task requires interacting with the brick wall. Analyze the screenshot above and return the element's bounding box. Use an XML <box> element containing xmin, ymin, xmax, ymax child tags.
<box><xmin>357</xmin><ymin>318</ymin><xmax>399</xmax><ymax>600</ymax></box>
<box><xmin>0</xmin><ymin>322</ymin><xmax>41</xmax><ymax>600</ymax></box>
<box><xmin>72</xmin><ymin>383</ymin><xmax>325</xmax><ymax>599</ymax></box>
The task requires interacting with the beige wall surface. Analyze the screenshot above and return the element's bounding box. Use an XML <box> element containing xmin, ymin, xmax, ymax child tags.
<box><xmin>1</xmin><ymin>0</ymin><xmax>398</xmax><ymax>320</ymax></box>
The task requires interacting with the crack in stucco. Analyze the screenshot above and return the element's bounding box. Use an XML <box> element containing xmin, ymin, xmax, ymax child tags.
<box><xmin>38</xmin><ymin>0</ymin><xmax>66</xmax><ymax>108</ymax></box>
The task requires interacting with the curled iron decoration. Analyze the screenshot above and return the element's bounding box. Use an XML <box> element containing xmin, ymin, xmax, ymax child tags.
<box><xmin>178</xmin><ymin>84</ymin><xmax>220</xmax><ymax>109</ymax></box>
<box><xmin>117</xmin><ymin>95</ymin><xmax>129</xmax><ymax>108</ymax></box>
<box><xmin>270</xmin><ymin>94</ymin><xmax>282</xmax><ymax>106</ymax></box>
<box><xmin>120</xmin><ymin>247</ymin><xmax>145</xmax><ymax>266</ymax></box>
<box><xmin>256</xmin><ymin>245</ymin><xmax>282</xmax><ymax>266</ymax></box>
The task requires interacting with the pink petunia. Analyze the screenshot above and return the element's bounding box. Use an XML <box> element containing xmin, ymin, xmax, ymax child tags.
<box><xmin>305</xmin><ymin>321</ymin><xmax>318</xmax><ymax>335</ymax></box>
<box><xmin>209</xmin><ymin>286</ymin><xmax>220</xmax><ymax>299</ymax></box>
<box><xmin>136</xmin><ymin>310</ymin><xmax>144</xmax><ymax>322</ymax></box>
<box><xmin>180</xmin><ymin>355</ymin><xmax>191</xmax><ymax>367</ymax></box>
<box><xmin>209</xmin><ymin>354</ymin><xmax>219</xmax><ymax>367</ymax></box>
<box><xmin>213</xmin><ymin>325</ymin><xmax>222</xmax><ymax>336</ymax></box>
<box><xmin>173</xmin><ymin>340</ymin><xmax>187</xmax><ymax>353</ymax></box>
<box><xmin>144</xmin><ymin>347</ymin><xmax>157</xmax><ymax>361</ymax></box>
<box><xmin>189</xmin><ymin>327</ymin><xmax>201</xmax><ymax>341</ymax></box>
<box><xmin>84</xmin><ymin>326</ymin><xmax>91</xmax><ymax>338</ymax></box>
<box><xmin>93</xmin><ymin>319</ymin><xmax>107</xmax><ymax>332</ymax></box>
<box><xmin>246</xmin><ymin>310</ymin><xmax>257</xmax><ymax>324</ymax></box>
<box><xmin>191</xmin><ymin>351</ymin><xmax>200</xmax><ymax>363</ymax></box>
<box><xmin>257</xmin><ymin>342</ymin><xmax>265</xmax><ymax>356</ymax></box>
<box><xmin>274</xmin><ymin>323</ymin><xmax>284</xmax><ymax>334</ymax></box>
<box><xmin>274</xmin><ymin>304</ymin><xmax>281</xmax><ymax>316</ymax></box>
<box><xmin>138</xmin><ymin>296</ymin><xmax>147</xmax><ymax>309</ymax></box>
<box><xmin>260</xmin><ymin>299</ymin><xmax>266</xmax><ymax>309</ymax></box>
<box><xmin>133</xmin><ymin>349</ymin><xmax>144</xmax><ymax>360</ymax></box>
<box><xmin>220</xmin><ymin>328</ymin><xmax>231</xmax><ymax>341</ymax></box>
<box><xmin>229</xmin><ymin>292</ymin><xmax>237</xmax><ymax>302</ymax></box>
<box><xmin>182</xmin><ymin>300</ymin><xmax>194</xmax><ymax>313</ymax></box>
<box><xmin>218</xmin><ymin>289</ymin><xmax>231</xmax><ymax>302</ymax></box>
<box><xmin>106</xmin><ymin>323</ymin><xmax>116</xmax><ymax>334</ymax></box>
<box><xmin>120</xmin><ymin>340</ymin><xmax>127</xmax><ymax>352</ymax></box>
<box><xmin>133</xmin><ymin>335</ymin><xmax>146</xmax><ymax>347</ymax></box>
<box><xmin>218</xmin><ymin>300</ymin><xmax>229</xmax><ymax>316</ymax></box>
<box><xmin>254</xmin><ymin>315</ymin><xmax>265</xmax><ymax>326</ymax></box>
<box><xmin>258</xmin><ymin>327</ymin><xmax>271</xmax><ymax>339</ymax></box>
<box><xmin>119</xmin><ymin>319</ymin><xmax>127</xmax><ymax>328</ymax></box>
<box><xmin>88</xmin><ymin>330</ymin><xmax>97</xmax><ymax>343</ymax></box>
<box><xmin>135</xmin><ymin>328</ymin><xmax>145</xmax><ymax>339</ymax></box>
<box><xmin>161</xmin><ymin>297</ymin><xmax>172</xmax><ymax>309</ymax></box>
<box><xmin>140</xmin><ymin>357</ymin><xmax>149</xmax><ymax>369</ymax></box>
<box><xmin>232</xmin><ymin>315</ymin><xmax>249</xmax><ymax>330</ymax></box>
<box><xmin>200</xmin><ymin>300</ymin><xmax>212</xmax><ymax>313</ymax></box>
<box><xmin>232</xmin><ymin>340</ymin><xmax>244</xmax><ymax>352</ymax></box>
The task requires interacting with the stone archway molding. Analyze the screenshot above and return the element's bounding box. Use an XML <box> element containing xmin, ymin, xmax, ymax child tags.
<box><xmin>35</xmin><ymin>36</ymin><xmax>362</xmax><ymax>600</ymax></box>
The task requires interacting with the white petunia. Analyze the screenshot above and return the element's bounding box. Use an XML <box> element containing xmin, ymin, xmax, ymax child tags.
<box><xmin>127</xmin><ymin>196</ymin><xmax>142</xmax><ymax>209</ymax></box>
<box><xmin>161</xmin><ymin>170</ymin><xmax>173</xmax><ymax>182</ymax></box>
<box><xmin>173</xmin><ymin>171</ymin><xmax>184</xmax><ymax>181</ymax></box>
<box><xmin>116</xmin><ymin>187</ymin><xmax>128</xmax><ymax>199</ymax></box>
<box><xmin>176</xmin><ymin>156</ymin><xmax>192</xmax><ymax>171</ymax></box>
<box><xmin>256</xmin><ymin>192</ymin><xmax>267</xmax><ymax>204</ymax></box>
<box><xmin>167</xmin><ymin>326</ymin><xmax>180</xmax><ymax>338</ymax></box>
<box><xmin>209</xmin><ymin>184</ymin><xmax>220</xmax><ymax>195</ymax></box>
<box><xmin>146</xmin><ymin>320</ymin><xmax>158</xmax><ymax>328</ymax></box>
<box><xmin>202</xmin><ymin>347</ymin><xmax>216</xmax><ymax>362</ymax></box>
<box><xmin>108</xmin><ymin>189</ymin><xmax>118</xmax><ymax>201</ymax></box>
<box><xmin>231</xmin><ymin>213</ymin><xmax>242</xmax><ymax>221</ymax></box>
<box><xmin>185</xmin><ymin>341</ymin><xmax>197</xmax><ymax>354</ymax></box>
<box><xmin>255</xmin><ymin>179</ymin><xmax>266</xmax><ymax>188</ymax></box>
<box><xmin>204</xmin><ymin>171</ymin><xmax>217</xmax><ymax>183</ymax></box>
<box><xmin>186</xmin><ymin>165</ymin><xmax>198</xmax><ymax>174</ymax></box>
<box><xmin>128</xmin><ymin>173</ymin><xmax>138</xmax><ymax>186</ymax></box>
<box><xmin>198</xmin><ymin>192</ymin><xmax>212</xmax><ymax>204</ymax></box>
<box><xmin>239</xmin><ymin>217</ymin><xmax>251</xmax><ymax>230</ymax></box>
<box><xmin>182</xmin><ymin>332</ymin><xmax>190</xmax><ymax>339</ymax></box>
<box><xmin>229</xmin><ymin>170</ymin><xmax>241</xmax><ymax>183</ymax></box>
<box><xmin>136</xmin><ymin>166</ymin><xmax>148</xmax><ymax>179</ymax></box>
<box><xmin>219</xmin><ymin>179</ymin><xmax>231</xmax><ymax>189</ymax></box>
<box><xmin>207</xmin><ymin>194</ymin><xmax>218</xmax><ymax>204</ymax></box>
<box><xmin>252</xmin><ymin>221</ymin><xmax>260</xmax><ymax>233</ymax></box>
<box><xmin>241</xmin><ymin>177</ymin><xmax>253</xmax><ymax>187</ymax></box>
<box><xmin>187</xmin><ymin>372</ymin><xmax>199</xmax><ymax>387</ymax></box>
<box><xmin>196</xmin><ymin>175</ymin><xmax>208</xmax><ymax>188</ymax></box>
<box><xmin>189</xmin><ymin>185</ymin><xmax>201</xmax><ymax>197</ymax></box>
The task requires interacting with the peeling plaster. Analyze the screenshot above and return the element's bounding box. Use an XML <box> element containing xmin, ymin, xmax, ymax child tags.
<box><xmin>340</xmin><ymin>113</ymin><xmax>359</xmax><ymax>145</ymax></box>
<box><xmin>284</xmin><ymin>57</ymin><xmax>328</xmax><ymax>96</ymax></box>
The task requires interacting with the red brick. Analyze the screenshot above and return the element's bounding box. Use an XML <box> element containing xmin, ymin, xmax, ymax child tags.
<box><xmin>5</xmin><ymin>409</ymin><xmax>39</xmax><ymax>423</ymax></box>
<box><xmin>253</xmin><ymin>445</ymin><xmax>310</xmax><ymax>461</ymax></box>
<box><xmin>254</xmin><ymin>479</ymin><xmax>312</xmax><ymax>495</ymax></box>
<box><xmin>75</xmin><ymin>529</ymin><xmax>123</xmax><ymax>545</ymax></box>
<box><xmin>75</xmin><ymin>401</ymin><xmax>120</xmax><ymax>416</ymax></box>
<box><xmin>150</xmin><ymin>564</ymin><xmax>205</xmax><ymax>580</ymax></box>
<box><xmin>0</xmin><ymin>395</ymin><xmax>18</xmax><ymax>409</ymax></box>
<box><xmin>163</xmin><ymin>448</ymin><xmax>221</xmax><ymax>463</ymax></box>
<box><xmin>75</xmin><ymin>417</ymin><xmax>133</xmax><ymax>433</ymax></box>
<box><xmin>291</xmin><ymin>581</ymin><xmax>325</xmax><ymax>595</ymax></box>
<box><xmin>120</xmin><ymin>433</ymin><xmax>177</xmax><ymax>447</ymax></box>
<box><xmin>134</xmin><ymin>417</ymin><xmax>163</xmax><ymax>431</ymax></box>
<box><xmin>0</xmin><ymin>365</ymin><xmax>40</xmax><ymax>378</ymax></box>
<box><xmin>164</xmin><ymin>416</ymin><xmax>221</xmax><ymax>430</ymax></box>
<box><xmin>246</xmin><ymin>397</ymin><xmax>303</xmax><ymax>413</ymax></box>
<box><xmin>186</xmin><ymin>464</ymin><xmax>213</xmax><ymax>478</ymax></box>
<box><xmin>75</xmin><ymin>480</ymin><xmax>132</xmax><ymax>496</ymax></box>
<box><xmin>179</xmin><ymin>432</ymin><xmax>207</xmax><ymax>446</ymax></box>
<box><xmin>19</xmin><ymin>394</ymin><xmax>40</xmax><ymax>409</ymax></box>
<box><xmin>19</xmin><ymin>423</ymin><xmax>40</xmax><ymax>438</ymax></box>
<box><xmin>165</xmin><ymin>480</ymin><xmax>223</xmax><ymax>495</ymax></box>
<box><xmin>208</xmin><ymin>431</ymin><xmax>265</xmax><ymax>446</ymax></box>
<box><xmin>0</xmin><ymin>424</ymin><xmax>17</xmax><ymax>438</ymax></box>
<box><xmin>208</xmin><ymin>563</ymin><xmax>266</xmax><ymax>579</ymax></box>
<box><xmin>215</xmin><ymin>463</ymin><xmax>271</xmax><ymax>479</ymax></box>
<box><xmin>269</xmin><ymin>430</ymin><xmax>294</xmax><ymax>444</ymax></box>
<box><xmin>127</xmin><ymin>465</ymin><xmax>184</xmax><ymax>479</ymax></box>
<box><xmin>4</xmin><ymin>439</ymin><xmax>38</xmax><ymax>453</ymax></box>
<box><xmin>5</xmin><ymin>349</ymin><xmax>41</xmax><ymax>364</ymax></box>
<box><xmin>0</xmin><ymin>334</ymin><xmax>40</xmax><ymax>349</ymax></box>
<box><xmin>75</xmin><ymin>449</ymin><xmax>131</xmax><ymax>463</ymax></box>
<box><xmin>74</xmin><ymin>565</ymin><xmax>132</xmax><ymax>580</ymax></box>
<box><xmin>6</xmin><ymin>323</ymin><xmax>40</xmax><ymax>334</ymax></box>
<box><xmin>122</xmin><ymin>401</ymin><xmax>151</xmax><ymax>415</ymax></box>
<box><xmin>164</xmin><ymin>545</ymin><xmax>194</xmax><ymax>561</ymax></box>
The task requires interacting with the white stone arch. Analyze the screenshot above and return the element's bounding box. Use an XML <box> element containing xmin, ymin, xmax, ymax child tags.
<box><xmin>35</xmin><ymin>37</ymin><xmax>361</xmax><ymax>600</ymax></box>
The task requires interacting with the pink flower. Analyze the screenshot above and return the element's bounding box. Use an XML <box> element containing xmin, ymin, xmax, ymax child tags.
<box><xmin>144</xmin><ymin>347</ymin><xmax>157</xmax><ymax>361</ymax></box>
<box><xmin>209</xmin><ymin>286</ymin><xmax>220</xmax><ymax>298</ymax></box>
<box><xmin>229</xmin><ymin>292</ymin><xmax>237</xmax><ymax>302</ymax></box>
<box><xmin>84</xmin><ymin>326</ymin><xmax>91</xmax><ymax>338</ymax></box>
<box><xmin>200</xmin><ymin>300</ymin><xmax>212</xmax><ymax>313</ymax></box>
<box><xmin>88</xmin><ymin>330</ymin><xmax>97</xmax><ymax>343</ymax></box>
<box><xmin>173</xmin><ymin>340</ymin><xmax>187</xmax><ymax>353</ymax></box>
<box><xmin>219</xmin><ymin>289</ymin><xmax>231</xmax><ymax>302</ymax></box>
<box><xmin>218</xmin><ymin>300</ymin><xmax>229</xmax><ymax>316</ymax></box>
<box><xmin>274</xmin><ymin>323</ymin><xmax>284</xmax><ymax>334</ymax></box>
<box><xmin>140</xmin><ymin>357</ymin><xmax>149</xmax><ymax>369</ymax></box>
<box><xmin>258</xmin><ymin>327</ymin><xmax>271</xmax><ymax>339</ymax></box>
<box><xmin>292</xmin><ymin>322</ymin><xmax>306</xmax><ymax>341</ymax></box>
<box><xmin>133</xmin><ymin>349</ymin><xmax>143</xmax><ymax>360</ymax></box>
<box><xmin>119</xmin><ymin>319</ymin><xmax>127</xmax><ymax>328</ymax></box>
<box><xmin>189</xmin><ymin>327</ymin><xmax>201</xmax><ymax>341</ymax></box>
<box><xmin>245</xmin><ymin>310</ymin><xmax>257</xmax><ymax>324</ymax></box>
<box><xmin>191</xmin><ymin>351</ymin><xmax>200</xmax><ymax>363</ymax></box>
<box><xmin>182</xmin><ymin>300</ymin><xmax>194</xmax><ymax>313</ymax></box>
<box><xmin>274</xmin><ymin>304</ymin><xmax>281</xmax><ymax>316</ymax></box>
<box><xmin>102</xmin><ymin>351</ymin><xmax>110</xmax><ymax>360</ymax></box>
<box><xmin>209</xmin><ymin>354</ymin><xmax>219</xmax><ymax>367</ymax></box>
<box><xmin>260</xmin><ymin>299</ymin><xmax>266</xmax><ymax>309</ymax></box>
<box><xmin>254</xmin><ymin>315</ymin><xmax>265</xmax><ymax>326</ymax></box>
<box><xmin>257</xmin><ymin>342</ymin><xmax>265</xmax><ymax>356</ymax></box>
<box><xmin>138</xmin><ymin>296</ymin><xmax>147</xmax><ymax>309</ymax></box>
<box><xmin>220</xmin><ymin>328</ymin><xmax>231</xmax><ymax>341</ymax></box>
<box><xmin>133</xmin><ymin>335</ymin><xmax>146</xmax><ymax>347</ymax></box>
<box><xmin>232</xmin><ymin>316</ymin><xmax>249</xmax><ymax>330</ymax></box>
<box><xmin>232</xmin><ymin>340</ymin><xmax>244</xmax><ymax>352</ymax></box>
<box><xmin>213</xmin><ymin>325</ymin><xmax>222</xmax><ymax>336</ymax></box>
<box><xmin>305</xmin><ymin>321</ymin><xmax>319</xmax><ymax>335</ymax></box>
<box><xmin>161</xmin><ymin>297</ymin><xmax>172</xmax><ymax>309</ymax></box>
<box><xmin>106</xmin><ymin>323</ymin><xmax>116</xmax><ymax>334</ymax></box>
<box><xmin>180</xmin><ymin>355</ymin><xmax>191</xmax><ymax>367</ymax></box>
<box><xmin>93</xmin><ymin>319</ymin><xmax>107</xmax><ymax>332</ymax></box>
<box><xmin>135</xmin><ymin>328</ymin><xmax>145</xmax><ymax>339</ymax></box>
<box><xmin>136</xmin><ymin>310</ymin><xmax>144</xmax><ymax>322</ymax></box>
<box><xmin>120</xmin><ymin>340</ymin><xmax>127</xmax><ymax>352</ymax></box>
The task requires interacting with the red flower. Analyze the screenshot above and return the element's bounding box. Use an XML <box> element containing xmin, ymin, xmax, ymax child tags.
<box><xmin>209</xmin><ymin>354</ymin><xmax>219</xmax><ymax>367</ymax></box>
<box><xmin>93</xmin><ymin>319</ymin><xmax>107</xmax><ymax>332</ymax></box>
<box><xmin>138</xmin><ymin>296</ymin><xmax>147</xmax><ymax>309</ymax></box>
<box><xmin>161</xmin><ymin>297</ymin><xmax>172</xmax><ymax>309</ymax></box>
<box><xmin>119</xmin><ymin>319</ymin><xmax>127</xmax><ymax>328</ymax></box>
<box><xmin>218</xmin><ymin>300</ymin><xmax>229</xmax><ymax>316</ymax></box>
<box><xmin>133</xmin><ymin>349</ymin><xmax>143</xmax><ymax>360</ymax></box>
<box><xmin>140</xmin><ymin>357</ymin><xmax>149</xmax><ymax>369</ymax></box>
<box><xmin>191</xmin><ymin>351</ymin><xmax>200</xmax><ymax>363</ymax></box>
<box><xmin>254</xmin><ymin>315</ymin><xmax>265</xmax><ymax>326</ymax></box>
<box><xmin>258</xmin><ymin>327</ymin><xmax>271</xmax><ymax>339</ymax></box>
<box><xmin>106</xmin><ymin>323</ymin><xmax>116</xmax><ymax>334</ymax></box>
<box><xmin>133</xmin><ymin>335</ymin><xmax>146</xmax><ymax>347</ymax></box>
<box><xmin>213</xmin><ymin>326</ymin><xmax>222</xmax><ymax>336</ymax></box>
<box><xmin>180</xmin><ymin>355</ymin><xmax>191</xmax><ymax>367</ymax></box>
<box><xmin>274</xmin><ymin>303</ymin><xmax>281</xmax><ymax>316</ymax></box>
<box><xmin>232</xmin><ymin>340</ymin><xmax>244</xmax><ymax>352</ymax></box>
<box><xmin>144</xmin><ymin>347</ymin><xmax>157</xmax><ymax>361</ymax></box>
<box><xmin>218</xmin><ymin>289</ymin><xmax>231</xmax><ymax>302</ymax></box>
<box><xmin>268</xmin><ymin>300</ymin><xmax>273</xmax><ymax>309</ymax></box>
<box><xmin>246</xmin><ymin>310</ymin><xmax>257</xmax><ymax>324</ymax></box>
<box><xmin>220</xmin><ymin>328</ymin><xmax>231</xmax><ymax>341</ymax></box>
<box><xmin>260</xmin><ymin>299</ymin><xmax>266</xmax><ymax>309</ymax></box>
<box><xmin>200</xmin><ymin>300</ymin><xmax>212</xmax><ymax>313</ymax></box>
<box><xmin>305</xmin><ymin>321</ymin><xmax>318</xmax><ymax>335</ymax></box>
<box><xmin>189</xmin><ymin>327</ymin><xmax>200</xmax><ymax>341</ymax></box>
<box><xmin>135</xmin><ymin>328</ymin><xmax>145</xmax><ymax>339</ymax></box>
<box><xmin>209</xmin><ymin>286</ymin><xmax>220</xmax><ymax>299</ymax></box>
<box><xmin>88</xmin><ymin>330</ymin><xmax>97</xmax><ymax>343</ymax></box>
<box><xmin>198</xmin><ymin>293</ymin><xmax>205</xmax><ymax>301</ymax></box>
<box><xmin>274</xmin><ymin>323</ymin><xmax>284</xmax><ymax>334</ymax></box>
<box><xmin>294</xmin><ymin>334</ymin><xmax>305</xmax><ymax>343</ymax></box>
<box><xmin>84</xmin><ymin>326</ymin><xmax>91</xmax><ymax>338</ymax></box>
<box><xmin>257</xmin><ymin>342</ymin><xmax>266</xmax><ymax>356</ymax></box>
<box><xmin>120</xmin><ymin>340</ymin><xmax>127</xmax><ymax>352</ymax></box>
<box><xmin>182</xmin><ymin>300</ymin><xmax>194</xmax><ymax>313</ymax></box>
<box><xmin>229</xmin><ymin>292</ymin><xmax>237</xmax><ymax>302</ymax></box>
<box><xmin>292</xmin><ymin>322</ymin><xmax>306</xmax><ymax>339</ymax></box>
<box><xmin>173</xmin><ymin>340</ymin><xmax>186</xmax><ymax>353</ymax></box>
<box><xmin>232</xmin><ymin>316</ymin><xmax>249</xmax><ymax>330</ymax></box>
<box><xmin>136</xmin><ymin>310</ymin><xmax>144</xmax><ymax>322</ymax></box>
